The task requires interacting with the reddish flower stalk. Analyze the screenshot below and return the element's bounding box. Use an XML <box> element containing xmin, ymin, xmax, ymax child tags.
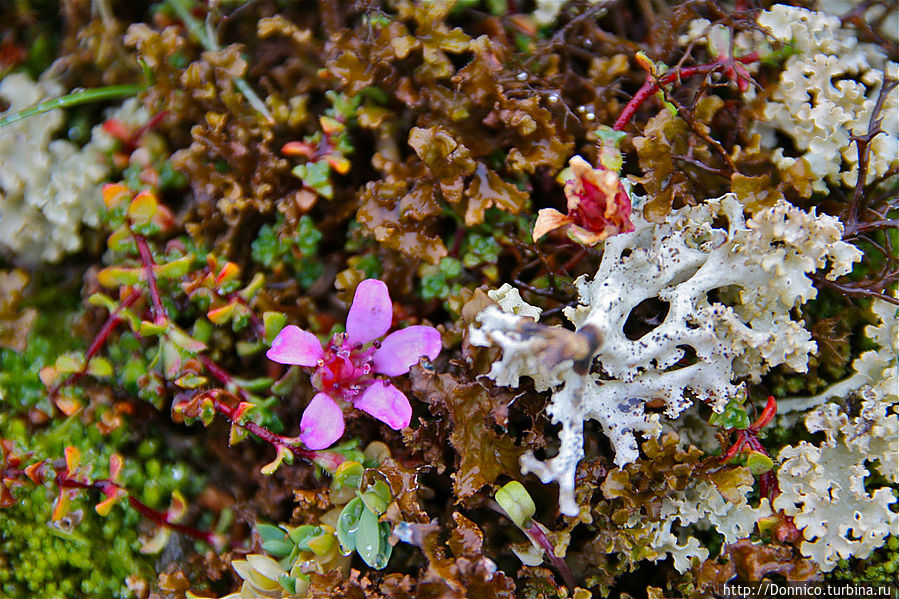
<box><xmin>1</xmin><ymin>446</ymin><xmax>224</xmax><ymax>549</ymax></box>
<box><xmin>134</xmin><ymin>234</ymin><xmax>167</xmax><ymax>326</ymax></box>
<box><xmin>613</xmin><ymin>52</ymin><xmax>759</xmax><ymax>131</ymax></box>
<box><xmin>719</xmin><ymin>396</ymin><xmax>782</xmax><ymax>501</ymax></box>
<box><xmin>190</xmin><ymin>388</ymin><xmax>346</xmax><ymax>472</ymax></box>
<box><xmin>525</xmin><ymin>521</ymin><xmax>576</xmax><ymax>589</ymax></box>
<box><xmin>54</xmin><ymin>472</ymin><xmax>222</xmax><ymax>548</ymax></box>
<box><xmin>48</xmin><ymin>288</ymin><xmax>141</xmax><ymax>401</ymax></box>
<box><xmin>718</xmin><ymin>396</ymin><xmax>800</xmax><ymax>542</ymax></box>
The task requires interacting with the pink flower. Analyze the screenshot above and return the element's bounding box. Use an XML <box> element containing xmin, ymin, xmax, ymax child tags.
<box><xmin>266</xmin><ymin>279</ymin><xmax>442</xmax><ymax>450</ymax></box>
<box><xmin>532</xmin><ymin>156</ymin><xmax>634</xmax><ymax>245</ymax></box>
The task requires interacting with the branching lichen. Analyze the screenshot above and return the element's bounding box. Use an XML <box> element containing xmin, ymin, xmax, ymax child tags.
<box><xmin>471</xmin><ymin>194</ymin><xmax>860</xmax><ymax>514</ymax></box>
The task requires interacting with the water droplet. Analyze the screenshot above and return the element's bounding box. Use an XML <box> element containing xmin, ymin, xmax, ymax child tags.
<box><xmin>547</xmin><ymin>93</ymin><xmax>559</xmax><ymax>103</ymax></box>
<box><xmin>516</xmin><ymin>71</ymin><xmax>527</xmax><ymax>81</ymax></box>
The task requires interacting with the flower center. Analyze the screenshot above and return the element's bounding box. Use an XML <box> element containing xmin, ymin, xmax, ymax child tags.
<box><xmin>315</xmin><ymin>333</ymin><xmax>377</xmax><ymax>402</ymax></box>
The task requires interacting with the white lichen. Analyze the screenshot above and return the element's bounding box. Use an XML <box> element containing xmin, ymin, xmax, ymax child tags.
<box><xmin>470</xmin><ymin>194</ymin><xmax>860</xmax><ymax>515</ymax></box>
<box><xmin>754</xmin><ymin>5</ymin><xmax>898</xmax><ymax>193</ymax></box>
<box><xmin>488</xmin><ymin>283</ymin><xmax>542</xmax><ymax>321</ymax></box>
<box><xmin>645</xmin><ymin>481</ymin><xmax>772</xmax><ymax>573</ymax></box>
<box><xmin>0</xmin><ymin>72</ymin><xmax>123</xmax><ymax>263</ymax></box>
<box><xmin>774</xmin><ymin>392</ymin><xmax>898</xmax><ymax>571</ymax></box>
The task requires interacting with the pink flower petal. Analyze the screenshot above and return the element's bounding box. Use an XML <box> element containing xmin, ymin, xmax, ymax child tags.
<box><xmin>354</xmin><ymin>380</ymin><xmax>411</xmax><ymax>430</ymax></box>
<box><xmin>300</xmin><ymin>393</ymin><xmax>345</xmax><ymax>450</ymax></box>
<box><xmin>266</xmin><ymin>325</ymin><xmax>324</xmax><ymax>366</ymax></box>
<box><xmin>373</xmin><ymin>326</ymin><xmax>442</xmax><ymax>376</ymax></box>
<box><xmin>345</xmin><ymin>279</ymin><xmax>393</xmax><ymax>345</ymax></box>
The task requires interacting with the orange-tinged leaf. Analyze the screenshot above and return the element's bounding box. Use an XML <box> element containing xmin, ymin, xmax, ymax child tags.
<box><xmin>51</xmin><ymin>491</ymin><xmax>71</xmax><ymax>521</ymax></box>
<box><xmin>232</xmin><ymin>402</ymin><xmax>255</xmax><ymax>422</ymax></box>
<box><xmin>153</xmin><ymin>204</ymin><xmax>175</xmax><ymax>229</ymax></box>
<box><xmin>532</xmin><ymin>208</ymin><xmax>570</xmax><ymax>242</ymax></box>
<box><xmin>319</xmin><ymin>115</ymin><xmax>343</xmax><ymax>135</ymax></box>
<box><xmin>215</xmin><ymin>262</ymin><xmax>240</xmax><ymax>287</ymax></box>
<box><xmin>97</xmin><ymin>266</ymin><xmax>141</xmax><ymax>288</ymax></box>
<box><xmin>281</xmin><ymin>141</ymin><xmax>316</xmax><ymax>158</ymax></box>
<box><xmin>95</xmin><ymin>490</ymin><xmax>124</xmax><ymax>516</ymax></box>
<box><xmin>167</xmin><ymin>490</ymin><xmax>187</xmax><ymax>522</ymax></box>
<box><xmin>102</xmin><ymin>183</ymin><xmax>131</xmax><ymax>209</ymax></box>
<box><xmin>207</xmin><ymin>303</ymin><xmax>236</xmax><ymax>325</ymax></box>
<box><xmin>326</xmin><ymin>155</ymin><xmax>350</xmax><ymax>175</ymax></box>
<box><xmin>39</xmin><ymin>366</ymin><xmax>59</xmax><ymax>387</ymax></box>
<box><xmin>24</xmin><ymin>463</ymin><xmax>43</xmax><ymax>484</ymax></box>
<box><xmin>128</xmin><ymin>190</ymin><xmax>158</xmax><ymax>224</ymax></box>
<box><xmin>64</xmin><ymin>446</ymin><xmax>81</xmax><ymax>473</ymax></box>
<box><xmin>55</xmin><ymin>396</ymin><xmax>83</xmax><ymax>416</ymax></box>
<box><xmin>108</xmin><ymin>454</ymin><xmax>123</xmax><ymax>482</ymax></box>
<box><xmin>107</xmin><ymin>227</ymin><xmax>132</xmax><ymax>252</ymax></box>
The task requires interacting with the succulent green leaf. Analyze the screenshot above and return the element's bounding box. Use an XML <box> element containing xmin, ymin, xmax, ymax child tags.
<box><xmin>335</xmin><ymin>497</ymin><xmax>365</xmax><ymax>554</ymax></box>
<box><xmin>495</xmin><ymin>480</ymin><xmax>536</xmax><ymax>529</ymax></box>
<box><xmin>355</xmin><ymin>503</ymin><xmax>381</xmax><ymax>567</ymax></box>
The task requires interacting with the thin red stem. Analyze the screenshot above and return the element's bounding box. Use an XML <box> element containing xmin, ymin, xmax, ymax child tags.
<box><xmin>526</xmin><ymin>522</ymin><xmax>576</xmax><ymax>589</ymax></box>
<box><xmin>47</xmin><ymin>469</ymin><xmax>223</xmax><ymax>548</ymax></box>
<box><xmin>613</xmin><ymin>53</ymin><xmax>759</xmax><ymax>131</ymax></box>
<box><xmin>48</xmin><ymin>289</ymin><xmax>141</xmax><ymax>401</ymax></box>
<box><xmin>126</xmin><ymin>496</ymin><xmax>219</xmax><ymax>546</ymax></box>
<box><xmin>135</xmin><ymin>234</ymin><xmax>166</xmax><ymax>326</ymax></box>
<box><xmin>196</xmin><ymin>388</ymin><xmax>344</xmax><ymax>470</ymax></box>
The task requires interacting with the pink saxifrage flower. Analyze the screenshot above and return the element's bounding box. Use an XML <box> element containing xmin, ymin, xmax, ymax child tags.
<box><xmin>266</xmin><ymin>279</ymin><xmax>442</xmax><ymax>450</ymax></box>
<box><xmin>532</xmin><ymin>155</ymin><xmax>634</xmax><ymax>245</ymax></box>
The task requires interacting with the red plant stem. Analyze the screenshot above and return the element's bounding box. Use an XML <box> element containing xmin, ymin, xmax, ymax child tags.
<box><xmin>48</xmin><ymin>289</ymin><xmax>141</xmax><ymax>401</ymax></box>
<box><xmin>526</xmin><ymin>522</ymin><xmax>576</xmax><ymax>589</ymax></box>
<box><xmin>135</xmin><ymin>234</ymin><xmax>167</xmax><ymax>326</ymax></box>
<box><xmin>613</xmin><ymin>53</ymin><xmax>759</xmax><ymax>131</ymax></box>
<box><xmin>197</xmin><ymin>388</ymin><xmax>344</xmax><ymax>470</ymax></box>
<box><xmin>199</xmin><ymin>355</ymin><xmax>252</xmax><ymax>403</ymax></box>
<box><xmin>55</xmin><ymin>472</ymin><xmax>221</xmax><ymax>547</ymax></box>
<box><xmin>126</xmin><ymin>496</ymin><xmax>219</xmax><ymax>545</ymax></box>
<box><xmin>129</xmin><ymin>110</ymin><xmax>169</xmax><ymax>145</ymax></box>
<box><xmin>720</xmin><ymin>396</ymin><xmax>782</xmax><ymax>503</ymax></box>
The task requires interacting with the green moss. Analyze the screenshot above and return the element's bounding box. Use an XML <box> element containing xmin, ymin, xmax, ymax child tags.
<box><xmin>252</xmin><ymin>214</ymin><xmax>323</xmax><ymax>288</ymax></box>
<box><xmin>0</xmin><ymin>318</ymin><xmax>205</xmax><ymax>598</ymax></box>
<box><xmin>830</xmin><ymin>535</ymin><xmax>899</xmax><ymax>583</ymax></box>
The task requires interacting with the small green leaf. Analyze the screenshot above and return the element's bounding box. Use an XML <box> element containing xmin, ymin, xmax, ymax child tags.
<box><xmin>359</xmin><ymin>480</ymin><xmax>391</xmax><ymax>516</ymax></box>
<box><xmin>155</xmin><ymin>254</ymin><xmax>193</xmax><ymax>279</ymax></box>
<box><xmin>88</xmin><ymin>293</ymin><xmax>118</xmax><ymax>312</ymax></box>
<box><xmin>287</xmin><ymin>524</ymin><xmax>317</xmax><ymax>547</ymax></box>
<box><xmin>495</xmin><ymin>481</ymin><xmax>536</xmax><ymax>529</ymax></box>
<box><xmin>86</xmin><ymin>357</ymin><xmax>113</xmax><ymax>377</ymax></box>
<box><xmin>261</xmin><ymin>445</ymin><xmax>293</xmax><ymax>476</ymax></box>
<box><xmin>263</xmin><ymin>312</ymin><xmax>287</xmax><ymax>345</ymax></box>
<box><xmin>333</xmin><ymin>460</ymin><xmax>364</xmax><ymax>491</ymax></box>
<box><xmin>277</xmin><ymin>574</ymin><xmax>297</xmax><ymax>594</ymax></box>
<box><xmin>54</xmin><ymin>354</ymin><xmax>83</xmax><ymax>373</ymax></box>
<box><xmin>262</xmin><ymin>539</ymin><xmax>294</xmax><ymax>557</ymax></box>
<box><xmin>746</xmin><ymin>451</ymin><xmax>774</xmax><ymax>475</ymax></box>
<box><xmin>292</xmin><ymin>160</ymin><xmax>333</xmax><ymax>199</ymax></box>
<box><xmin>255</xmin><ymin>523</ymin><xmax>285</xmax><ymax>543</ymax></box>
<box><xmin>335</xmin><ymin>497</ymin><xmax>365</xmax><ymax>554</ymax></box>
<box><xmin>355</xmin><ymin>503</ymin><xmax>381</xmax><ymax>567</ymax></box>
<box><xmin>710</xmin><ymin>398</ymin><xmax>751</xmax><ymax>430</ymax></box>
